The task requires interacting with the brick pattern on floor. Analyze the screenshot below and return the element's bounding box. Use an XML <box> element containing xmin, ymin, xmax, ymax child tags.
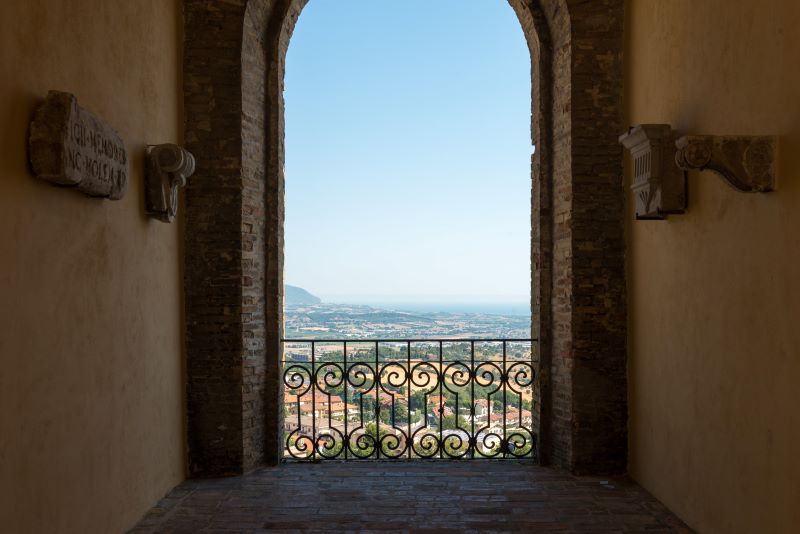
<box><xmin>130</xmin><ymin>462</ymin><xmax>691</xmax><ymax>533</ymax></box>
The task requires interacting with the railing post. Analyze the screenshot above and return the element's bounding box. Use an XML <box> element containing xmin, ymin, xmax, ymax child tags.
<box><xmin>311</xmin><ymin>341</ymin><xmax>316</xmax><ymax>461</ymax></box>
<box><xmin>407</xmin><ymin>340</ymin><xmax>412</xmax><ymax>459</ymax></box>
<box><xmin>502</xmin><ymin>340</ymin><xmax>507</xmax><ymax>458</ymax></box>
<box><xmin>343</xmin><ymin>341</ymin><xmax>348</xmax><ymax>460</ymax></box>
<box><xmin>470</xmin><ymin>341</ymin><xmax>475</xmax><ymax>459</ymax></box>
<box><xmin>375</xmin><ymin>341</ymin><xmax>380</xmax><ymax>459</ymax></box>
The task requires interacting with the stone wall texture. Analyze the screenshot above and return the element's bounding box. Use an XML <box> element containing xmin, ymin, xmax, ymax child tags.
<box><xmin>183</xmin><ymin>0</ymin><xmax>626</xmax><ymax>475</ymax></box>
<box><xmin>184</xmin><ymin>0</ymin><xmax>249</xmax><ymax>475</ymax></box>
<box><xmin>0</xmin><ymin>1</ymin><xmax>185</xmax><ymax>531</ymax></box>
<box><xmin>564</xmin><ymin>0</ymin><xmax>627</xmax><ymax>474</ymax></box>
<box><xmin>626</xmin><ymin>0</ymin><xmax>800</xmax><ymax>531</ymax></box>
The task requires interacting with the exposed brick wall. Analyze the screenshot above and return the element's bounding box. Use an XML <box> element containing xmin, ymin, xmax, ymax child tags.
<box><xmin>184</xmin><ymin>0</ymin><xmax>249</xmax><ymax>476</ymax></box>
<box><xmin>183</xmin><ymin>0</ymin><xmax>304</xmax><ymax>473</ymax></box>
<box><xmin>241</xmin><ymin>3</ymin><xmax>269</xmax><ymax>471</ymax></box>
<box><xmin>183</xmin><ymin>0</ymin><xmax>626</xmax><ymax>476</ymax></box>
<box><xmin>246</xmin><ymin>0</ymin><xmax>307</xmax><ymax>467</ymax></box>
<box><xmin>567</xmin><ymin>0</ymin><xmax>627</xmax><ymax>474</ymax></box>
<box><xmin>508</xmin><ymin>0</ymin><xmax>559</xmax><ymax>469</ymax></box>
<box><xmin>510</xmin><ymin>0</ymin><xmax>626</xmax><ymax>474</ymax></box>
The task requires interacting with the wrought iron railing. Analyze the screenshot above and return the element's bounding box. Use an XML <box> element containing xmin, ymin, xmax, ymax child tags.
<box><xmin>281</xmin><ymin>339</ymin><xmax>537</xmax><ymax>460</ymax></box>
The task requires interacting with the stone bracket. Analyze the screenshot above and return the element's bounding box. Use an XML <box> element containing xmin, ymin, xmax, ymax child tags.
<box><xmin>145</xmin><ymin>144</ymin><xmax>195</xmax><ymax>223</ymax></box>
<box><xmin>675</xmin><ymin>135</ymin><xmax>777</xmax><ymax>193</ymax></box>
<box><xmin>621</xmin><ymin>125</ymin><xmax>778</xmax><ymax>220</ymax></box>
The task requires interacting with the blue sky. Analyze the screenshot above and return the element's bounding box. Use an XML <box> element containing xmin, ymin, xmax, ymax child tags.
<box><xmin>284</xmin><ymin>0</ymin><xmax>532</xmax><ymax>303</ymax></box>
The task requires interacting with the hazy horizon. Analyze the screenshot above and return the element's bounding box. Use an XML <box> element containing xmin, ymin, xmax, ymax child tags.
<box><xmin>323</xmin><ymin>299</ymin><xmax>530</xmax><ymax>317</ymax></box>
<box><xmin>284</xmin><ymin>0</ymin><xmax>531</xmax><ymax>302</ymax></box>
<box><xmin>286</xmin><ymin>285</ymin><xmax>531</xmax><ymax>317</ymax></box>
<box><xmin>317</xmin><ymin>293</ymin><xmax>529</xmax><ymax>303</ymax></box>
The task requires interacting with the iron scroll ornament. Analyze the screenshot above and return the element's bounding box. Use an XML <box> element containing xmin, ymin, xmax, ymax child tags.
<box><xmin>281</xmin><ymin>340</ymin><xmax>538</xmax><ymax>461</ymax></box>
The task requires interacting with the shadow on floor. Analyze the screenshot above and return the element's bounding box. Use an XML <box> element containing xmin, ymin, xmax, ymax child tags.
<box><xmin>130</xmin><ymin>461</ymin><xmax>691</xmax><ymax>533</ymax></box>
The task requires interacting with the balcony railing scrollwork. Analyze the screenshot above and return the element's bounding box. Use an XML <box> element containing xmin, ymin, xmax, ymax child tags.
<box><xmin>281</xmin><ymin>339</ymin><xmax>538</xmax><ymax>460</ymax></box>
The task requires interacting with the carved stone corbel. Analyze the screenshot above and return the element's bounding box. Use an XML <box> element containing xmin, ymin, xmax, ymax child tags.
<box><xmin>674</xmin><ymin>135</ymin><xmax>777</xmax><ymax>192</ymax></box>
<box><xmin>145</xmin><ymin>144</ymin><xmax>195</xmax><ymax>223</ymax></box>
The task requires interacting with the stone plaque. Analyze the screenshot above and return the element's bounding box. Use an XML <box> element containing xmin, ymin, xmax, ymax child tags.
<box><xmin>29</xmin><ymin>90</ymin><xmax>128</xmax><ymax>199</ymax></box>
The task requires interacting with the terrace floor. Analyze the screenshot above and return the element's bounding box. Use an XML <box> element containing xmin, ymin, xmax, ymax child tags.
<box><xmin>130</xmin><ymin>462</ymin><xmax>691</xmax><ymax>533</ymax></box>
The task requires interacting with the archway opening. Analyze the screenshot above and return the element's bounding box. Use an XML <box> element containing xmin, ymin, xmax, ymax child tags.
<box><xmin>183</xmin><ymin>0</ymin><xmax>628</xmax><ymax>476</ymax></box>
<box><xmin>280</xmin><ymin>0</ymin><xmax>535</xmax><ymax>460</ymax></box>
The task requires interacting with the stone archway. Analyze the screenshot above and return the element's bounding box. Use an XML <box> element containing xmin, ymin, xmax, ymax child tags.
<box><xmin>183</xmin><ymin>0</ymin><xmax>626</xmax><ymax>476</ymax></box>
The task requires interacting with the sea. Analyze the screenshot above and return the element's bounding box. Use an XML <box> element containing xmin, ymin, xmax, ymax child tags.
<box><xmin>343</xmin><ymin>301</ymin><xmax>531</xmax><ymax>316</ymax></box>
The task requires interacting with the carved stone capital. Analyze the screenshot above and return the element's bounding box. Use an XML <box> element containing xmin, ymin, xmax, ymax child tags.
<box><xmin>145</xmin><ymin>144</ymin><xmax>195</xmax><ymax>223</ymax></box>
<box><xmin>619</xmin><ymin>124</ymin><xmax>687</xmax><ymax>220</ymax></box>
<box><xmin>675</xmin><ymin>135</ymin><xmax>776</xmax><ymax>192</ymax></box>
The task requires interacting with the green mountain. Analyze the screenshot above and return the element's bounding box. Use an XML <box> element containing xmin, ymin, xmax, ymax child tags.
<box><xmin>285</xmin><ymin>285</ymin><xmax>321</xmax><ymax>305</ymax></box>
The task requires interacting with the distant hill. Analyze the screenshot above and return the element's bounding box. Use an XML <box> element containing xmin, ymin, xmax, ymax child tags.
<box><xmin>285</xmin><ymin>285</ymin><xmax>322</xmax><ymax>305</ymax></box>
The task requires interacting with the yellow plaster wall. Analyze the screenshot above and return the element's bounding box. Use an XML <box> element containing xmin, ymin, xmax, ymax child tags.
<box><xmin>625</xmin><ymin>1</ymin><xmax>800</xmax><ymax>532</ymax></box>
<box><xmin>0</xmin><ymin>1</ymin><xmax>184</xmax><ymax>532</ymax></box>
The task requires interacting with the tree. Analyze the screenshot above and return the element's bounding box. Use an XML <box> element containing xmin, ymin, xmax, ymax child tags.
<box><xmin>440</xmin><ymin>414</ymin><xmax>468</xmax><ymax>430</ymax></box>
<box><xmin>409</xmin><ymin>390</ymin><xmax>427</xmax><ymax>412</ymax></box>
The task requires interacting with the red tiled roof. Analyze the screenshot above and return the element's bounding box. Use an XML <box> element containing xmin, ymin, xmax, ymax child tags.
<box><xmin>491</xmin><ymin>409</ymin><xmax>532</xmax><ymax>422</ymax></box>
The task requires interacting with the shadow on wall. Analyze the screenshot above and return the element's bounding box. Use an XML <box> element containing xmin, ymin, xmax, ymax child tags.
<box><xmin>3</xmin><ymin>90</ymin><xmax>46</xmax><ymax>184</ymax></box>
<box><xmin>778</xmin><ymin>133</ymin><xmax>800</xmax><ymax>191</ymax></box>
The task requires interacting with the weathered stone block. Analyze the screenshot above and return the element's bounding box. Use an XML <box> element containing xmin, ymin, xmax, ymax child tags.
<box><xmin>29</xmin><ymin>90</ymin><xmax>128</xmax><ymax>199</ymax></box>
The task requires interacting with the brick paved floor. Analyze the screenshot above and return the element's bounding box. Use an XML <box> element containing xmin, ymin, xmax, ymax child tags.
<box><xmin>130</xmin><ymin>462</ymin><xmax>691</xmax><ymax>533</ymax></box>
